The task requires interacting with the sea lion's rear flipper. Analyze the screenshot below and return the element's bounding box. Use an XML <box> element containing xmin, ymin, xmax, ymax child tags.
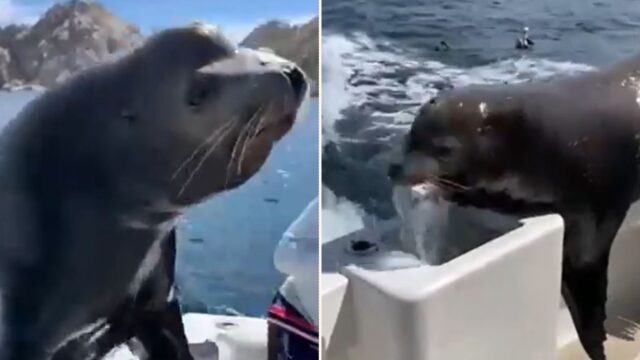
<box><xmin>561</xmin><ymin>206</ymin><xmax>628</xmax><ymax>360</ymax></box>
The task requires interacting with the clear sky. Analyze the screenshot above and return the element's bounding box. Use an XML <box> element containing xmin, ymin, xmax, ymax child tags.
<box><xmin>0</xmin><ymin>0</ymin><xmax>318</xmax><ymax>43</ymax></box>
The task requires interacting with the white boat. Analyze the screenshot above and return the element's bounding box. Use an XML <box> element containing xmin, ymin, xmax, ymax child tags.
<box><xmin>107</xmin><ymin>314</ymin><xmax>268</xmax><ymax>360</ymax></box>
<box><xmin>322</xmin><ymin>185</ymin><xmax>640</xmax><ymax>360</ymax></box>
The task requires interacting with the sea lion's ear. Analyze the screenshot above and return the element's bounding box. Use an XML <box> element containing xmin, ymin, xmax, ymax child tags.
<box><xmin>188</xmin><ymin>24</ymin><xmax>236</xmax><ymax>65</ymax></box>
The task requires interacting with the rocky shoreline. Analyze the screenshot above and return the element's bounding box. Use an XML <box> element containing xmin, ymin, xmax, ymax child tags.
<box><xmin>0</xmin><ymin>82</ymin><xmax>47</xmax><ymax>92</ymax></box>
<box><xmin>0</xmin><ymin>0</ymin><xmax>319</xmax><ymax>96</ymax></box>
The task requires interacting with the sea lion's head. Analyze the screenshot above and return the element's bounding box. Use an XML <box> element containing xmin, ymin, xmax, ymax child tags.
<box><xmin>11</xmin><ymin>24</ymin><xmax>307</xmax><ymax>224</ymax></box>
<box><xmin>388</xmin><ymin>88</ymin><xmax>531</xmax><ymax>199</ymax></box>
<box><xmin>107</xmin><ymin>24</ymin><xmax>308</xmax><ymax>209</ymax></box>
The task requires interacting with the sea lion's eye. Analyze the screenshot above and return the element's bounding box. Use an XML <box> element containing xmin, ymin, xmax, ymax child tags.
<box><xmin>187</xmin><ymin>76</ymin><xmax>217</xmax><ymax>109</ymax></box>
<box><xmin>120</xmin><ymin>109</ymin><xmax>136</xmax><ymax>123</ymax></box>
<box><xmin>188</xmin><ymin>88</ymin><xmax>208</xmax><ymax>108</ymax></box>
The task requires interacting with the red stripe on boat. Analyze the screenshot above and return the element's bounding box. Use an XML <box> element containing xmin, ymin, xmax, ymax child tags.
<box><xmin>268</xmin><ymin>304</ymin><xmax>317</xmax><ymax>334</ymax></box>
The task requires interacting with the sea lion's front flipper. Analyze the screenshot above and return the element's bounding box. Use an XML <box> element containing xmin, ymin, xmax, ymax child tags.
<box><xmin>561</xmin><ymin>206</ymin><xmax>629</xmax><ymax>360</ymax></box>
<box><xmin>132</xmin><ymin>228</ymin><xmax>194</xmax><ymax>360</ymax></box>
<box><xmin>135</xmin><ymin>298</ymin><xmax>194</xmax><ymax>360</ymax></box>
<box><xmin>562</xmin><ymin>259</ymin><xmax>609</xmax><ymax>360</ymax></box>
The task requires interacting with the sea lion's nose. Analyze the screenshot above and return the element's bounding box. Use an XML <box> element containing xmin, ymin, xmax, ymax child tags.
<box><xmin>388</xmin><ymin>163</ymin><xmax>403</xmax><ymax>181</ymax></box>
<box><xmin>252</xmin><ymin>49</ymin><xmax>308</xmax><ymax>100</ymax></box>
<box><xmin>283</xmin><ymin>66</ymin><xmax>307</xmax><ymax>101</ymax></box>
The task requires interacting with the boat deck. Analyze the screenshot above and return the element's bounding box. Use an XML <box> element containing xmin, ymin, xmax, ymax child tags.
<box><xmin>106</xmin><ymin>314</ymin><xmax>267</xmax><ymax>360</ymax></box>
<box><xmin>322</xmin><ymin>186</ymin><xmax>640</xmax><ymax>360</ymax></box>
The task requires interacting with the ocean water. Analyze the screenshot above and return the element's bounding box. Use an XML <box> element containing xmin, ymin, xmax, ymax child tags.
<box><xmin>322</xmin><ymin>0</ymin><xmax>639</xmax><ymax>230</ymax></box>
<box><xmin>0</xmin><ymin>91</ymin><xmax>319</xmax><ymax>317</ymax></box>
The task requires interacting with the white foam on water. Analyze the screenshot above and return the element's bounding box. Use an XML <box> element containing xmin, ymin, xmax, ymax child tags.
<box><xmin>322</xmin><ymin>32</ymin><xmax>596</xmax><ymax>137</ymax></box>
<box><xmin>321</xmin><ymin>186</ymin><xmax>366</xmax><ymax>243</ymax></box>
<box><xmin>276</xmin><ymin>169</ymin><xmax>291</xmax><ymax>179</ymax></box>
<box><xmin>321</xmin><ymin>35</ymin><xmax>360</xmax><ymax>143</ymax></box>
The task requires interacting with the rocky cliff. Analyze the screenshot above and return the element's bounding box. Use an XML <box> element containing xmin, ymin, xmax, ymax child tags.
<box><xmin>241</xmin><ymin>17</ymin><xmax>319</xmax><ymax>96</ymax></box>
<box><xmin>0</xmin><ymin>1</ymin><xmax>319</xmax><ymax>95</ymax></box>
<box><xmin>0</xmin><ymin>0</ymin><xmax>142</xmax><ymax>89</ymax></box>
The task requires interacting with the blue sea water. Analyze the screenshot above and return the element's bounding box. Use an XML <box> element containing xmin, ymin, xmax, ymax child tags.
<box><xmin>0</xmin><ymin>91</ymin><xmax>319</xmax><ymax>317</ymax></box>
<box><xmin>324</xmin><ymin>0</ymin><xmax>640</xmax><ymax>69</ymax></box>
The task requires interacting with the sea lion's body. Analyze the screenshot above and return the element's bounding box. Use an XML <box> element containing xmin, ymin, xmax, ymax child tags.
<box><xmin>0</xmin><ymin>24</ymin><xmax>307</xmax><ymax>359</ymax></box>
<box><xmin>390</xmin><ymin>53</ymin><xmax>640</xmax><ymax>360</ymax></box>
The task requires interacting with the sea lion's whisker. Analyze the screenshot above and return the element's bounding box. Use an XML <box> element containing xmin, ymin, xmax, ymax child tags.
<box><xmin>432</xmin><ymin>176</ymin><xmax>470</xmax><ymax>191</ymax></box>
<box><xmin>421</xmin><ymin>177</ymin><xmax>452</xmax><ymax>192</ymax></box>
<box><xmin>238</xmin><ymin>106</ymin><xmax>267</xmax><ymax>174</ymax></box>
<box><xmin>177</xmin><ymin>121</ymin><xmax>239</xmax><ymax>197</ymax></box>
<box><xmin>421</xmin><ymin>174</ymin><xmax>464</xmax><ymax>192</ymax></box>
<box><xmin>420</xmin><ymin>172</ymin><xmax>469</xmax><ymax>191</ymax></box>
<box><xmin>224</xmin><ymin>137</ymin><xmax>242</xmax><ymax>187</ymax></box>
<box><xmin>234</xmin><ymin>116</ymin><xmax>259</xmax><ymax>175</ymax></box>
<box><xmin>224</xmin><ymin>118</ymin><xmax>254</xmax><ymax>188</ymax></box>
<box><xmin>171</xmin><ymin>120</ymin><xmax>236</xmax><ymax>180</ymax></box>
<box><xmin>236</xmin><ymin>131</ymin><xmax>252</xmax><ymax>176</ymax></box>
<box><xmin>432</xmin><ymin>180</ymin><xmax>460</xmax><ymax>192</ymax></box>
<box><xmin>249</xmin><ymin>105</ymin><xmax>265</xmax><ymax>139</ymax></box>
<box><xmin>251</xmin><ymin>103</ymin><xmax>270</xmax><ymax>139</ymax></box>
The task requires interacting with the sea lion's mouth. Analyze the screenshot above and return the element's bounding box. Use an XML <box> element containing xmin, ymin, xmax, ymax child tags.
<box><xmin>391</xmin><ymin>173</ymin><xmax>554</xmax><ymax>216</ymax></box>
<box><xmin>250</xmin><ymin>114</ymin><xmax>296</xmax><ymax>138</ymax></box>
<box><xmin>388</xmin><ymin>162</ymin><xmax>471</xmax><ymax>194</ymax></box>
<box><xmin>242</xmin><ymin>105</ymin><xmax>298</xmax><ymax>141</ymax></box>
<box><xmin>277</xmin><ymin>112</ymin><xmax>297</xmax><ymax>132</ymax></box>
<box><xmin>242</xmin><ymin>65</ymin><xmax>306</xmax><ymax>141</ymax></box>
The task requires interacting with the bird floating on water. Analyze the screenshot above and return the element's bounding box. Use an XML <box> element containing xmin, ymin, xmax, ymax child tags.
<box><xmin>515</xmin><ymin>26</ymin><xmax>535</xmax><ymax>50</ymax></box>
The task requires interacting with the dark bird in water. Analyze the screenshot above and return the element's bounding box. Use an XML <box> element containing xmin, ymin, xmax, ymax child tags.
<box><xmin>435</xmin><ymin>40</ymin><xmax>450</xmax><ymax>52</ymax></box>
<box><xmin>516</xmin><ymin>26</ymin><xmax>535</xmax><ymax>49</ymax></box>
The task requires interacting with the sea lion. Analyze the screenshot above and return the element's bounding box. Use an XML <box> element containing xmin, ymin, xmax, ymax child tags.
<box><xmin>388</xmin><ymin>53</ymin><xmax>640</xmax><ymax>360</ymax></box>
<box><xmin>0</xmin><ymin>23</ymin><xmax>308</xmax><ymax>360</ymax></box>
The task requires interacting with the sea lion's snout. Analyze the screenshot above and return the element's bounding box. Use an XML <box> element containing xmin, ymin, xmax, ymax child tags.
<box><xmin>251</xmin><ymin>49</ymin><xmax>308</xmax><ymax>105</ymax></box>
<box><xmin>387</xmin><ymin>152</ymin><xmax>441</xmax><ymax>186</ymax></box>
<box><xmin>388</xmin><ymin>162</ymin><xmax>417</xmax><ymax>186</ymax></box>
